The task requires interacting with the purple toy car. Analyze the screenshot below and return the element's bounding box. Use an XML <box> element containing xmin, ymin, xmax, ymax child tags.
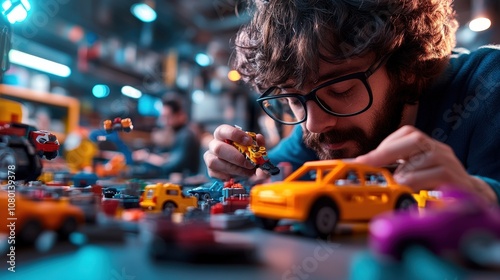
<box><xmin>369</xmin><ymin>187</ymin><xmax>500</xmax><ymax>267</ymax></box>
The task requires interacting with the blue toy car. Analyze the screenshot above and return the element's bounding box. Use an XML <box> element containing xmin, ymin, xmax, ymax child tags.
<box><xmin>187</xmin><ymin>181</ymin><xmax>224</xmax><ymax>201</ymax></box>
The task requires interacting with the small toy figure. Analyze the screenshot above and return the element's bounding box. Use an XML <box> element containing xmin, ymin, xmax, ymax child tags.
<box><xmin>224</xmin><ymin>126</ymin><xmax>280</xmax><ymax>175</ymax></box>
<box><xmin>103</xmin><ymin>117</ymin><xmax>133</xmax><ymax>133</ymax></box>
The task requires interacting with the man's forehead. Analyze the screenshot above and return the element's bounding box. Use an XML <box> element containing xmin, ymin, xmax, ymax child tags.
<box><xmin>280</xmin><ymin>55</ymin><xmax>373</xmax><ymax>89</ymax></box>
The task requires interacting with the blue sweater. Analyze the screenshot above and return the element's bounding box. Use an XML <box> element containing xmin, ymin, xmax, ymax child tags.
<box><xmin>268</xmin><ymin>46</ymin><xmax>500</xmax><ymax>203</ymax></box>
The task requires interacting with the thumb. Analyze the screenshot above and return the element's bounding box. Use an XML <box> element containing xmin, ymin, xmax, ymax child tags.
<box><xmin>256</xmin><ymin>133</ymin><xmax>267</xmax><ymax>147</ymax></box>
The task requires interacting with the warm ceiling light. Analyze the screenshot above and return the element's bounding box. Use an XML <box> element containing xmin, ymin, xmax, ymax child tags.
<box><xmin>469</xmin><ymin>17</ymin><xmax>491</xmax><ymax>32</ymax></box>
<box><xmin>131</xmin><ymin>1</ymin><xmax>156</xmax><ymax>23</ymax></box>
<box><xmin>227</xmin><ymin>70</ymin><xmax>241</xmax><ymax>81</ymax></box>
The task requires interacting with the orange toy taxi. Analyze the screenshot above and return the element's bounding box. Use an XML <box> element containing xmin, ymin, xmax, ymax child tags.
<box><xmin>250</xmin><ymin>160</ymin><xmax>416</xmax><ymax>238</ymax></box>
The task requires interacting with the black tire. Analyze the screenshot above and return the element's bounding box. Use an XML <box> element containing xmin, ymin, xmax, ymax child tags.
<box><xmin>163</xmin><ymin>201</ymin><xmax>177</xmax><ymax>212</ymax></box>
<box><xmin>19</xmin><ymin>219</ymin><xmax>43</xmax><ymax>244</ymax></box>
<box><xmin>44</xmin><ymin>151</ymin><xmax>58</xmax><ymax>160</ymax></box>
<box><xmin>202</xmin><ymin>193</ymin><xmax>211</xmax><ymax>201</ymax></box>
<box><xmin>302</xmin><ymin>198</ymin><xmax>338</xmax><ymax>239</ymax></box>
<box><xmin>254</xmin><ymin>216</ymin><xmax>279</xmax><ymax>231</ymax></box>
<box><xmin>58</xmin><ymin>217</ymin><xmax>78</xmax><ymax>238</ymax></box>
<box><xmin>0</xmin><ymin>148</ymin><xmax>16</xmax><ymax>179</ymax></box>
<box><xmin>395</xmin><ymin>194</ymin><xmax>417</xmax><ymax>211</ymax></box>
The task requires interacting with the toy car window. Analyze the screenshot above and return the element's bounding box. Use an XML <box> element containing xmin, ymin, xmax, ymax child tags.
<box><xmin>166</xmin><ymin>190</ymin><xmax>178</xmax><ymax>196</ymax></box>
<box><xmin>364</xmin><ymin>172</ymin><xmax>387</xmax><ymax>186</ymax></box>
<box><xmin>334</xmin><ymin>170</ymin><xmax>360</xmax><ymax>186</ymax></box>
<box><xmin>146</xmin><ymin>189</ymin><xmax>154</xmax><ymax>198</ymax></box>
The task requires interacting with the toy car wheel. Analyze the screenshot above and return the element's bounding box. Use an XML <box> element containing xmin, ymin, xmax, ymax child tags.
<box><xmin>0</xmin><ymin>148</ymin><xmax>16</xmax><ymax>179</ymax></box>
<box><xmin>395</xmin><ymin>195</ymin><xmax>417</xmax><ymax>211</ymax></box>
<box><xmin>163</xmin><ymin>201</ymin><xmax>177</xmax><ymax>213</ymax></box>
<box><xmin>58</xmin><ymin>217</ymin><xmax>78</xmax><ymax>238</ymax></box>
<box><xmin>192</xmin><ymin>193</ymin><xmax>200</xmax><ymax>200</ymax></box>
<box><xmin>19</xmin><ymin>219</ymin><xmax>43</xmax><ymax>244</ymax></box>
<box><xmin>254</xmin><ymin>216</ymin><xmax>278</xmax><ymax>231</ymax></box>
<box><xmin>202</xmin><ymin>193</ymin><xmax>211</xmax><ymax>201</ymax></box>
<box><xmin>302</xmin><ymin>198</ymin><xmax>338</xmax><ymax>239</ymax></box>
<box><xmin>44</xmin><ymin>151</ymin><xmax>58</xmax><ymax>160</ymax></box>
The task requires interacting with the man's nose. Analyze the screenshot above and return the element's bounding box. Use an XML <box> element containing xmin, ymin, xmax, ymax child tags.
<box><xmin>305</xmin><ymin>101</ymin><xmax>338</xmax><ymax>133</ymax></box>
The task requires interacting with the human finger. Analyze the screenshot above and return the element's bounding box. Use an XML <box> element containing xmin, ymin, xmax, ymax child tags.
<box><xmin>204</xmin><ymin>151</ymin><xmax>256</xmax><ymax>180</ymax></box>
<box><xmin>213</xmin><ymin>124</ymin><xmax>253</xmax><ymax>145</ymax></box>
<box><xmin>355</xmin><ymin>130</ymin><xmax>437</xmax><ymax>167</ymax></box>
<box><xmin>207</xmin><ymin>139</ymin><xmax>256</xmax><ymax>169</ymax></box>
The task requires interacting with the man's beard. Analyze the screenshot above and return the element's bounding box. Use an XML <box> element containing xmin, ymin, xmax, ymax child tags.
<box><xmin>303</xmin><ymin>85</ymin><xmax>405</xmax><ymax>160</ymax></box>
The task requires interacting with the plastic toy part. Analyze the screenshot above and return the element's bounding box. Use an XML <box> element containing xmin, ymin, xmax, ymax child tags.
<box><xmin>250</xmin><ymin>159</ymin><xmax>417</xmax><ymax>239</ymax></box>
<box><xmin>103</xmin><ymin>117</ymin><xmax>134</xmax><ymax>133</ymax></box>
<box><xmin>224</xmin><ymin>126</ymin><xmax>280</xmax><ymax>176</ymax></box>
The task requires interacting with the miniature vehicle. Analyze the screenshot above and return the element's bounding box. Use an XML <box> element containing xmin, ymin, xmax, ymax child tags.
<box><xmin>250</xmin><ymin>160</ymin><xmax>416</xmax><ymax>238</ymax></box>
<box><xmin>187</xmin><ymin>181</ymin><xmax>225</xmax><ymax>201</ymax></box>
<box><xmin>224</xmin><ymin>126</ymin><xmax>280</xmax><ymax>175</ymax></box>
<box><xmin>140</xmin><ymin>183</ymin><xmax>197</xmax><ymax>213</ymax></box>
<box><xmin>0</xmin><ymin>190</ymin><xmax>85</xmax><ymax>243</ymax></box>
<box><xmin>103</xmin><ymin>117</ymin><xmax>133</xmax><ymax>133</ymax></box>
<box><xmin>211</xmin><ymin>195</ymin><xmax>250</xmax><ymax>214</ymax></box>
<box><xmin>2</xmin><ymin>123</ymin><xmax>60</xmax><ymax>160</ymax></box>
<box><xmin>0</xmin><ymin>134</ymin><xmax>42</xmax><ymax>181</ymax></box>
<box><xmin>369</xmin><ymin>188</ymin><xmax>500</xmax><ymax>267</ymax></box>
<box><xmin>72</xmin><ymin>172</ymin><xmax>99</xmax><ymax>188</ymax></box>
<box><xmin>29</xmin><ymin>130</ymin><xmax>60</xmax><ymax>159</ymax></box>
<box><xmin>143</xmin><ymin>215</ymin><xmax>255</xmax><ymax>262</ymax></box>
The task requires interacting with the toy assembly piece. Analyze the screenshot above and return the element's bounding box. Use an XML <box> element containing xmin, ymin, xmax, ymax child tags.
<box><xmin>249</xmin><ymin>160</ymin><xmax>417</xmax><ymax>239</ymax></box>
<box><xmin>103</xmin><ymin>117</ymin><xmax>133</xmax><ymax>133</ymax></box>
<box><xmin>224</xmin><ymin>127</ymin><xmax>280</xmax><ymax>176</ymax></box>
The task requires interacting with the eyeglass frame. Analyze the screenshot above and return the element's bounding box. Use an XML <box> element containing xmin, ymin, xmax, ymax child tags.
<box><xmin>256</xmin><ymin>55</ymin><xmax>390</xmax><ymax>125</ymax></box>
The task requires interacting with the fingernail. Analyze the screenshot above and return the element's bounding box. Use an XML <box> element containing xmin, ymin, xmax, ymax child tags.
<box><xmin>243</xmin><ymin>136</ymin><xmax>251</xmax><ymax>145</ymax></box>
<box><xmin>394</xmin><ymin>174</ymin><xmax>406</xmax><ymax>183</ymax></box>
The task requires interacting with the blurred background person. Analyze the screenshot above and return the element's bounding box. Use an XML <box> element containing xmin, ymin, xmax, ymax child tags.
<box><xmin>133</xmin><ymin>95</ymin><xmax>201</xmax><ymax>179</ymax></box>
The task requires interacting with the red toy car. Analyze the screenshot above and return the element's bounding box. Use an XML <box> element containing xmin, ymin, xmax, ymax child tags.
<box><xmin>211</xmin><ymin>195</ymin><xmax>250</xmax><ymax>214</ymax></box>
<box><xmin>144</xmin><ymin>215</ymin><xmax>255</xmax><ymax>262</ymax></box>
<box><xmin>29</xmin><ymin>130</ymin><xmax>60</xmax><ymax>160</ymax></box>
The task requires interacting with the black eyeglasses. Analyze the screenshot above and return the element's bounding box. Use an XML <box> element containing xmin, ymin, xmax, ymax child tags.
<box><xmin>256</xmin><ymin>55</ymin><xmax>389</xmax><ymax>125</ymax></box>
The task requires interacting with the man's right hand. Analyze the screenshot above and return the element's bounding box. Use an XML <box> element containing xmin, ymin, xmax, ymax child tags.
<box><xmin>203</xmin><ymin>124</ymin><xmax>266</xmax><ymax>181</ymax></box>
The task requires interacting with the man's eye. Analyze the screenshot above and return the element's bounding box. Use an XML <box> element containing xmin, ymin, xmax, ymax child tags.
<box><xmin>286</xmin><ymin>98</ymin><xmax>301</xmax><ymax>106</ymax></box>
<box><xmin>328</xmin><ymin>88</ymin><xmax>354</xmax><ymax>96</ymax></box>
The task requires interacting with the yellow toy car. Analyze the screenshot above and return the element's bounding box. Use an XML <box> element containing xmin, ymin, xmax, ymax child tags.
<box><xmin>140</xmin><ymin>183</ymin><xmax>197</xmax><ymax>213</ymax></box>
<box><xmin>0</xmin><ymin>190</ymin><xmax>85</xmax><ymax>243</ymax></box>
<box><xmin>250</xmin><ymin>160</ymin><xmax>416</xmax><ymax>238</ymax></box>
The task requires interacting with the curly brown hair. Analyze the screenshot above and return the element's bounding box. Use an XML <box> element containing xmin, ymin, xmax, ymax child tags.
<box><xmin>233</xmin><ymin>0</ymin><xmax>458</xmax><ymax>103</ymax></box>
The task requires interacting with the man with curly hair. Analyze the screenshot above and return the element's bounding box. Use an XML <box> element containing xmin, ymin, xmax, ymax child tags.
<box><xmin>204</xmin><ymin>0</ymin><xmax>500</xmax><ymax>204</ymax></box>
